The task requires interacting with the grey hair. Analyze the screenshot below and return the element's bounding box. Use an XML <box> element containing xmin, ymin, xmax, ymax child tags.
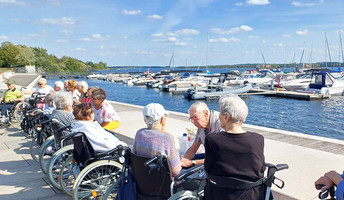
<box><xmin>54</xmin><ymin>92</ymin><xmax>73</xmax><ymax>110</ymax></box>
<box><xmin>219</xmin><ymin>95</ymin><xmax>248</xmax><ymax>124</ymax></box>
<box><xmin>77</xmin><ymin>81</ymin><xmax>88</xmax><ymax>90</ymax></box>
<box><xmin>144</xmin><ymin>116</ymin><xmax>161</xmax><ymax>128</ymax></box>
<box><xmin>44</xmin><ymin>92</ymin><xmax>55</xmax><ymax>108</ymax></box>
<box><xmin>38</xmin><ymin>77</ymin><xmax>47</xmax><ymax>85</ymax></box>
<box><xmin>54</xmin><ymin>81</ymin><xmax>64</xmax><ymax>90</ymax></box>
<box><xmin>188</xmin><ymin>102</ymin><xmax>210</xmax><ymax>114</ymax></box>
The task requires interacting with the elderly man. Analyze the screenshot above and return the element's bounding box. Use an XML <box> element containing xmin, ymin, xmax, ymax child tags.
<box><xmin>0</xmin><ymin>79</ymin><xmax>24</xmax><ymax>125</ymax></box>
<box><xmin>181</xmin><ymin>102</ymin><xmax>221</xmax><ymax>168</ymax></box>
<box><xmin>133</xmin><ymin>103</ymin><xmax>182</xmax><ymax>177</ymax></box>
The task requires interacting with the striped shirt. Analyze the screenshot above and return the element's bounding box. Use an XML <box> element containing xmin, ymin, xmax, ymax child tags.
<box><xmin>133</xmin><ymin>128</ymin><xmax>181</xmax><ymax>175</ymax></box>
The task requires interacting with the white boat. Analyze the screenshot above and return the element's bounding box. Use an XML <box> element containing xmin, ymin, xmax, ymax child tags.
<box><xmin>184</xmin><ymin>83</ymin><xmax>252</xmax><ymax>100</ymax></box>
<box><xmin>86</xmin><ymin>73</ymin><xmax>104</xmax><ymax>79</ymax></box>
<box><xmin>305</xmin><ymin>70</ymin><xmax>344</xmax><ymax>95</ymax></box>
<box><xmin>281</xmin><ymin>72</ymin><xmax>312</xmax><ymax>91</ymax></box>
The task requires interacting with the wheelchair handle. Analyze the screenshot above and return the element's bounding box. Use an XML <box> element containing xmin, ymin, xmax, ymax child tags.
<box><xmin>174</xmin><ymin>164</ymin><xmax>204</xmax><ymax>181</ymax></box>
<box><xmin>316</xmin><ymin>184</ymin><xmax>336</xmax><ymax>200</ymax></box>
<box><xmin>144</xmin><ymin>154</ymin><xmax>162</xmax><ymax>167</ymax></box>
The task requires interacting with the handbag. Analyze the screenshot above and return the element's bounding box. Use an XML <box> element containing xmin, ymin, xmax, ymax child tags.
<box><xmin>117</xmin><ymin>150</ymin><xmax>137</xmax><ymax>200</ymax></box>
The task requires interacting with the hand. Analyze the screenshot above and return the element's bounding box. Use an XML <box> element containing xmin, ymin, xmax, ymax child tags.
<box><xmin>9</xmin><ymin>99</ymin><xmax>13</xmax><ymax>103</ymax></box>
<box><xmin>325</xmin><ymin>170</ymin><xmax>343</xmax><ymax>185</ymax></box>
<box><xmin>315</xmin><ymin>176</ymin><xmax>334</xmax><ymax>192</ymax></box>
<box><xmin>181</xmin><ymin>157</ymin><xmax>193</xmax><ymax>168</ymax></box>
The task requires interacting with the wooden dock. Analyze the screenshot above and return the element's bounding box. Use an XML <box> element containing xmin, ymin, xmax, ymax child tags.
<box><xmin>249</xmin><ymin>88</ymin><xmax>330</xmax><ymax>100</ymax></box>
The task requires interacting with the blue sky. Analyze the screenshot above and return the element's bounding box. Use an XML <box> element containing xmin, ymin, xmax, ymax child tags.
<box><xmin>1</xmin><ymin>0</ymin><xmax>344</xmax><ymax>67</ymax></box>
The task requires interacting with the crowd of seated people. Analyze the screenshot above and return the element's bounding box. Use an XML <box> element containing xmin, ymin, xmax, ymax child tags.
<box><xmin>2</xmin><ymin>76</ymin><xmax>303</xmax><ymax>199</ymax></box>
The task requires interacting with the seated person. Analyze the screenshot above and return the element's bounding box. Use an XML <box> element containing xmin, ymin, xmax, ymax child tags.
<box><xmin>34</xmin><ymin>78</ymin><xmax>54</xmax><ymax>95</ymax></box>
<box><xmin>91</xmin><ymin>88</ymin><xmax>120</xmax><ymax>131</ymax></box>
<box><xmin>133</xmin><ymin>103</ymin><xmax>181</xmax><ymax>177</ymax></box>
<box><xmin>67</xmin><ymin>80</ymin><xmax>81</xmax><ymax>103</ymax></box>
<box><xmin>315</xmin><ymin>170</ymin><xmax>344</xmax><ymax>199</ymax></box>
<box><xmin>71</xmin><ymin>102</ymin><xmax>126</xmax><ymax>153</ymax></box>
<box><xmin>54</xmin><ymin>81</ymin><xmax>64</xmax><ymax>93</ymax></box>
<box><xmin>76</xmin><ymin>81</ymin><xmax>89</xmax><ymax>103</ymax></box>
<box><xmin>50</xmin><ymin>92</ymin><xmax>74</xmax><ymax>127</ymax></box>
<box><xmin>181</xmin><ymin>102</ymin><xmax>221</xmax><ymax>168</ymax></box>
<box><xmin>0</xmin><ymin>79</ymin><xmax>24</xmax><ymax>124</ymax></box>
<box><xmin>204</xmin><ymin>96</ymin><xmax>266</xmax><ymax>200</ymax></box>
<box><xmin>43</xmin><ymin>92</ymin><xmax>55</xmax><ymax>114</ymax></box>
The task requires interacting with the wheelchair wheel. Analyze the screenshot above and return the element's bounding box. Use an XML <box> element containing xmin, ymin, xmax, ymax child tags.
<box><xmin>39</xmin><ymin>136</ymin><xmax>55</xmax><ymax>174</ymax></box>
<box><xmin>20</xmin><ymin>117</ymin><xmax>28</xmax><ymax>134</ymax></box>
<box><xmin>59</xmin><ymin>155</ymin><xmax>77</xmax><ymax>197</ymax></box>
<box><xmin>72</xmin><ymin>160</ymin><xmax>123</xmax><ymax>200</ymax></box>
<box><xmin>101</xmin><ymin>179</ymin><xmax>120</xmax><ymax>200</ymax></box>
<box><xmin>29</xmin><ymin>135</ymin><xmax>40</xmax><ymax>162</ymax></box>
<box><xmin>47</xmin><ymin>145</ymin><xmax>74</xmax><ymax>190</ymax></box>
<box><xmin>14</xmin><ymin>101</ymin><xmax>29</xmax><ymax>122</ymax></box>
<box><xmin>168</xmin><ymin>190</ymin><xmax>200</xmax><ymax>200</ymax></box>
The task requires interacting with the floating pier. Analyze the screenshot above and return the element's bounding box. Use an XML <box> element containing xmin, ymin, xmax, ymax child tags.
<box><xmin>249</xmin><ymin>88</ymin><xmax>330</xmax><ymax>100</ymax></box>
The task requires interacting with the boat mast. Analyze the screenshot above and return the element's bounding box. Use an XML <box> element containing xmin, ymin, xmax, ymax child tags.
<box><xmin>325</xmin><ymin>32</ymin><xmax>332</xmax><ymax>68</ymax></box>
<box><xmin>261</xmin><ymin>50</ymin><xmax>266</xmax><ymax>69</ymax></box>
<box><xmin>206</xmin><ymin>32</ymin><xmax>209</xmax><ymax>72</ymax></box>
<box><xmin>298</xmin><ymin>49</ymin><xmax>304</xmax><ymax>72</ymax></box>
<box><xmin>339</xmin><ymin>31</ymin><xmax>344</xmax><ymax>71</ymax></box>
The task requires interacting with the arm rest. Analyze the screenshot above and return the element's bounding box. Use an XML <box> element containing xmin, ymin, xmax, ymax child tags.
<box><xmin>174</xmin><ymin>164</ymin><xmax>204</xmax><ymax>181</ymax></box>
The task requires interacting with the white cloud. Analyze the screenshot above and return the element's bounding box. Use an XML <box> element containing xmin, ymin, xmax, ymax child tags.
<box><xmin>246</xmin><ymin>0</ymin><xmax>270</xmax><ymax>5</ymax></box>
<box><xmin>175</xmin><ymin>42</ymin><xmax>186</xmax><ymax>46</ymax></box>
<box><xmin>61</xmin><ymin>30</ymin><xmax>73</xmax><ymax>36</ymax></box>
<box><xmin>135</xmin><ymin>49</ymin><xmax>150</xmax><ymax>55</ymax></box>
<box><xmin>45</xmin><ymin>0</ymin><xmax>61</xmax><ymax>6</ymax></box>
<box><xmin>211</xmin><ymin>25</ymin><xmax>253</xmax><ymax>34</ymax></box>
<box><xmin>275</xmin><ymin>43</ymin><xmax>284</xmax><ymax>47</ymax></box>
<box><xmin>249</xmin><ymin>35</ymin><xmax>259</xmax><ymax>39</ymax></box>
<box><xmin>0</xmin><ymin>0</ymin><xmax>26</xmax><ymax>6</ymax></box>
<box><xmin>39</xmin><ymin>17</ymin><xmax>75</xmax><ymax>26</ymax></box>
<box><xmin>75</xmin><ymin>47</ymin><xmax>86</xmax><ymax>51</ymax></box>
<box><xmin>209</xmin><ymin>37</ymin><xmax>240</xmax><ymax>43</ymax></box>
<box><xmin>296</xmin><ymin>29</ymin><xmax>308</xmax><ymax>35</ymax></box>
<box><xmin>167</xmin><ymin>37</ymin><xmax>178</xmax><ymax>42</ymax></box>
<box><xmin>174</xmin><ymin>29</ymin><xmax>200</xmax><ymax>36</ymax></box>
<box><xmin>121</xmin><ymin>10</ymin><xmax>141</xmax><ymax>15</ymax></box>
<box><xmin>147</xmin><ymin>14</ymin><xmax>163</xmax><ymax>20</ymax></box>
<box><xmin>291</xmin><ymin>1</ymin><xmax>316</xmax><ymax>7</ymax></box>
<box><xmin>282</xmin><ymin>34</ymin><xmax>291</xmax><ymax>37</ymax></box>
<box><xmin>0</xmin><ymin>35</ymin><xmax>8</xmax><ymax>40</ymax></box>
<box><xmin>81</xmin><ymin>34</ymin><xmax>110</xmax><ymax>42</ymax></box>
<box><xmin>56</xmin><ymin>39</ymin><xmax>67</xmax><ymax>43</ymax></box>
<box><xmin>235</xmin><ymin>2</ymin><xmax>244</xmax><ymax>6</ymax></box>
<box><xmin>151</xmin><ymin>33</ymin><xmax>164</xmax><ymax>37</ymax></box>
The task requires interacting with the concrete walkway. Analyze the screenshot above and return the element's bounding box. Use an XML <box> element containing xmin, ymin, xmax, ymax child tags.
<box><xmin>1</xmin><ymin>100</ymin><xmax>343</xmax><ymax>199</ymax></box>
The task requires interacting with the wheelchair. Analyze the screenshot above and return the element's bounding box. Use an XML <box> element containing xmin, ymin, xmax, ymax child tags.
<box><xmin>53</xmin><ymin>131</ymin><xmax>126</xmax><ymax>199</ymax></box>
<box><xmin>0</xmin><ymin>100</ymin><xmax>23</xmax><ymax>126</ymax></box>
<box><xmin>168</xmin><ymin>163</ymin><xmax>289</xmax><ymax>200</ymax></box>
<box><xmin>29</xmin><ymin>114</ymin><xmax>53</xmax><ymax>162</ymax></box>
<box><xmin>316</xmin><ymin>184</ymin><xmax>336</xmax><ymax>200</ymax></box>
<box><xmin>102</xmin><ymin>150</ymin><xmax>206</xmax><ymax>200</ymax></box>
<box><xmin>38</xmin><ymin>119</ymin><xmax>72</xmax><ymax>175</ymax></box>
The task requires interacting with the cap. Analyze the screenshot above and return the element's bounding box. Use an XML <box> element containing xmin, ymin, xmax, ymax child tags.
<box><xmin>6</xmin><ymin>79</ymin><xmax>16</xmax><ymax>85</ymax></box>
<box><xmin>143</xmin><ymin>103</ymin><xmax>169</xmax><ymax>122</ymax></box>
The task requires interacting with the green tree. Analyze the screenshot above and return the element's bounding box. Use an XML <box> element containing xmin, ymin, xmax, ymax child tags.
<box><xmin>0</xmin><ymin>49</ymin><xmax>4</xmax><ymax>67</ymax></box>
<box><xmin>33</xmin><ymin>47</ymin><xmax>50</xmax><ymax>70</ymax></box>
<box><xmin>1</xmin><ymin>41</ymin><xmax>19</xmax><ymax>67</ymax></box>
<box><xmin>16</xmin><ymin>45</ymin><xmax>35</xmax><ymax>67</ymax></box>
<box><xmin>64</xmin><ymin>57</ymin><xmax>87</xmax><ymax>74</ymax></box>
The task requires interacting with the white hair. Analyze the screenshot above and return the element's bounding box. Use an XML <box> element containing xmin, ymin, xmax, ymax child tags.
<box><xmin>188</xmin><ymin>102</ymin><xmax>210</xmax><ymax>114</ymax></box>
<box><xmin>54</xmin><ymin>81</ymin><xmax>64</xmax><ymax>90</ymax></box>
<box><xmin>77</xmin><ymin>81</ymin><xmax>88</xmax><ymax>90</ymax></box>
<box><xmin>54</xmin><ymin>92</ymin><xmax>73</xmax><ymax>110</ymax></box>
<box><xmin>38</xmin><ymin>77</ymin><xmax>47</xmax><ymax>84</ymax></box>
<box><xmin>144</xmin><ymin>116</ymin><xmax>161</xmax><ymax>128</ymax></box>
<box><xmin>219</xmin><ymin>95</ymin><xmax>248</xmax><ymax>124</ymax></box>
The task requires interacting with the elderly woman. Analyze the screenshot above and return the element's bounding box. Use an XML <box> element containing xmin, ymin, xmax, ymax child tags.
<box><xmin>54</xmin><ymin>81</ymin><xmax>64</xmax><ymax>93</ymax></box>
<box><xmin>204</xmin><ymin>95</ymin><xmax>266</xmax><ymax>200</ymax></box>
<box><xmin>67</xmin><ymin>80</ymin><xmax>81</xmax><ymax>103</ymax></box>
<box><xmin>71</xmin><ymin>103</ymin><xmax>126</xmax><ymax>153</ymax></box>
<box><xmin>91</xmin><ymin>88</ymin><xmax>120</xmax><ymax>131</ymax></box>
<box><xmin>76</xmin><ymin>81</ymin><xmax>89</xmax><ymax>103</ymax></box>
<box><xmin>50</xmin><ymin>92</ymin><xmax>74</xmax><ymax>127</ymax></box>
<box><xmin>43</xmin><ymin>92</ymin><xmax>55</xmax><ymax>114</ymax></box>
<box><xmin>133</xmin><ymin>103</ymin><xmax>181</xmax><ymax>177</ymax></box>
<box><xmin>35</xmin><ymin>78</ymin><xmax>54</xmax><ymax>95</ymax></box>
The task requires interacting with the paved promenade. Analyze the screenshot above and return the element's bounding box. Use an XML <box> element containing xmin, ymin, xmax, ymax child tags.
<box><xmin>1</xmin><ymin>100</ymin><xmax>343</xmax><ymax>199</ymax></box>
<box><xmin>1</xmin><ymin>75</ymin><xmax>344</xmax><ymax>199</ymax></box>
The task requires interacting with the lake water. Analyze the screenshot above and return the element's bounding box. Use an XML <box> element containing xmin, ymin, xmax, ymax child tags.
<box><xmin>47</xmin><ymin>67</ymin><xmax>344</xmax><ymax>140</ymax></box>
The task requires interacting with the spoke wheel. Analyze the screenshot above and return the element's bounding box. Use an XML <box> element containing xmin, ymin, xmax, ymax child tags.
<box><xmin>47</xmin><ymin>145</ymin><xmax>74</xmax><ymax>190</ymax></box>
<box><xmin>59</xmin><ymin>155</ymin><xmax>77</xmax><ymax>197</ymax></box>
<box><xmin>101</xmin><ymin>179</ymin><xmax>120</xmax><ymax>200</ymax></box>
<box><xmin>29</xmin><ymin>135</ymin><xmax>40</xmax><ymax>162</ymax></box>
<box><xmin>72</xmin><ymin>160</ymin><xmax>122</xmax><ymax>200</ymax></box>
<box><xmin>39</xmin><ymin>136</ymin><xmax>55</xmax><ymax>174</ymax></box>
<box><xmin>168</xmin><ymin>190</ymin><xmax>200</xmax><ymax>200</ymax></box>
